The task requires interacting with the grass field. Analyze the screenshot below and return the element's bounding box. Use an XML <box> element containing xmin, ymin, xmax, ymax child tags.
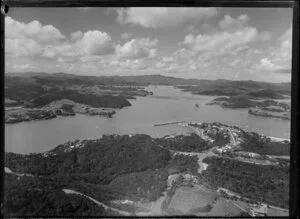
<box><xmin>267</xmin><ymin>207</ymin><xmax>289</xmax><ymax>216</ymax></box>
<box><xmin>134</xmin><ymin>193</ymin><xmax>168</xmax><ymax>216</ymax></box>
<box><xmin>207</xmin><ymin>197</ymin><xmax>243</xmax><ymax>216</ymax></box>
<box><xmin>168</xmin><ymin>186</ymin><xmax>218</xmax><ymax>214</ymax></box>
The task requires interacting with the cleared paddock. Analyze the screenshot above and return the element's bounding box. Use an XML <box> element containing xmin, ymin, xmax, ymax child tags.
<box><xmin>168</xmin><ymin>186</ymin><xmax>218</xmax><ymax>214</ymax></box>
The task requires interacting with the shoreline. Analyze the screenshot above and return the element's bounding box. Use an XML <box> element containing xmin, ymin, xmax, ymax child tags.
<box><xmin>268</xmin><ymin>136</ymin><xmax>290</xmax><ymax>142</ymax></box>
<box><xmin>248</xmin><ymin>109</ymin><xmax>290</xmax><ymax>121</ymax></box>
<box><xmin>5</xmin><ymin>104</ymin><xmax>117</xmax><ymax>124</ymax></box>
<box><xmin>154</xmin><ymin>121</ymin><xmax>290</xmax><ymax>142</ymax></box>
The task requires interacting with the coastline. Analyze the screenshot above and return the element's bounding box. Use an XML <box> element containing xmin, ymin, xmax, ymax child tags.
<box><xmin>248</xmin><ymin>109</ymin><xmax>290</xmax><ymax>121</ymax></box>
<box><xmin>5</xmin><ymin>126</ymin><xmax>290</xmax><ymax>216</ymax></box>
<box><xmin>154</xmin><ymin>121</ymin><xmax>290</xmax><ymax>142</ymax></box>
<box><xmin>5</xmin><ymin>100</ymin><xmax>118</xmax><ymax>124</ymax></box>
<box><xmin>268</xmin><ymin>136</ymin><xmax>290</xmax><ymax>142</ymax></box>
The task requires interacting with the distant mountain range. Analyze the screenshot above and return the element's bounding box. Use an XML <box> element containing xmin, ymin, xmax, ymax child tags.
<box><xmin>6</xmin><ymin>71</ymin><xmax>291</xmax><ymax>88</ymax></box>
<box><xmin>6</xmin><ymin>72</ymin><xmax>291</xmax><ymax>100</ymax></box>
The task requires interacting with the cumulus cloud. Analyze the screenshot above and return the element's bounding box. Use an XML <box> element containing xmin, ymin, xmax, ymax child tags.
<box><xmin>70</xmin><ymin>31</ymin><xmax>83</xmax><ymax>41</ymax></box>
<box><xmin>182</xmin><ymin>15</ymin><xmax>271</xmax><ymax>56</ymax></box>
<box><xmin>256</xmin><ymin>25</ymin><xmax>292</xmax><ymax>72</ymax></box>
<box><xmin>42</xmin><ymin>31</ymin><xmax>114</xmax><ymax>59</ymax></box>
<box><xmin>259</xmin><ymin>58</ymin><xmax>275</xmax><ymax>70</ymax></box>
<box><xmin>116</xmin><ymin>38</ymin><xmax>158</xmax><ymax>59</ymax></box>
<box><xmin>218</xmin><ymin>14</ymin><xmax>249</xmax><ymax>31</ymax></box>
<box><xmin>115</xmin><ymin>7</ymin><xmax>218</xmax><ymax>28</ymax></box>
<box><xmin>153</xmin><ymin>14</ymin><xmax>274</xmax><ymax>77</ymax></box>
<box><xmin>11</xmin><ymin>63</ymin><xmax>36</xmax><ymax>70</ymax></box>
<box><xmin>108</xmin><ymin>58</ymin><xmax>151</xmax><ymax>71</ymax></box>
<box><xmin>5</xmin><ymin>16</ymin><xmax>65</xmax><ymax>43</ymax></box>
<box><xmin>182</xmin><ymin>27</ymin><xmax>266</xmax><ymax>55</ymax></box>
<box><xmin>5</xmin><ymin>17</ymin><xmax>115</xmax><ymax>61</ymax></box>
<box><xmin>77</xmin><ymin>30</ymin><xmax>114</xmax><ymax>56</ymax></box>
<box><xmin>121</xmin><ymin>32</ymin><xmax>132</xmax><ymax>40</ymax></box>
<box><xmin>6</xmin><ymin>38</ymin><xmax>43</xmax><ymax>57</ymax></box>
<box><xmin>5</xmin><ymin>16</ymin><xmax>66</xmax><ymax>57</ymax></box>
<box><xmin>273</xmin><ymin>25</ymin><xmax>292</xmax><ymax>63</ymax></box>
<box><xmin>162</xmin><ymin>57</ymin><xmax>173</xmax><ymax>63</ymax></box>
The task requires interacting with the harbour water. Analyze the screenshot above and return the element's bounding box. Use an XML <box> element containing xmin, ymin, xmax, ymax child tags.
<box><xmin>5</xmin><ymin>86</ymin><xmax>290</xmax><ymax>154</ymax></box>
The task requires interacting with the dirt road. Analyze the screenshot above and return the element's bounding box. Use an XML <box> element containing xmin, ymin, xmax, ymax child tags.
<box><xmin>62</xmin><ymin>189</ymin><xmax>131</xmax><ymax>216</ymax></box>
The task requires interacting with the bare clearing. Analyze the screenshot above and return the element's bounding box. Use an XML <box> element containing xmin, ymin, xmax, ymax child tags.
<box><xmin>135</xmin><ymin>193</ymin><xmax>168</xmax><ymax>216</ymax></box>
<box><xmin>168</xmin><ymin>186</ymin><xmax>218</xmax><ymax>214</ymax></box>
<box><xmin>207</xmin><ymin>197</ymin><xmax>243</xmax><ymax>216</ymax></box>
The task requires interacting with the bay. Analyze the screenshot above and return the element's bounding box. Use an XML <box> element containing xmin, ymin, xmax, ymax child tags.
<box><xmin>5</xmin><ymin>85</ymin><xmax>290</xmax><ymax>154</ymax></box>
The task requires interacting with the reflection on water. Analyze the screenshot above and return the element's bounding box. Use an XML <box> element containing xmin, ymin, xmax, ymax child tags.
<box><xmin>5</xmin><ymin>86</ymin><xmax>290</xmax><ymax>154</ymax></box>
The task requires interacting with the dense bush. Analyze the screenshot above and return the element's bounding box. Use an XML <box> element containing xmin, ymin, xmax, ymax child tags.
<box><xmin>222</xmin><ymin>95</ymin><xmax>256</xmax><ymax>108</ymax></box>
<box><xmin>166</xmin><ymin>154</ymin><xmax>199</xmax><ymax>175</ymax></box>
<box><xmin>156</xmin><ymin>133</ymin><xmax>211</xmax><ymax>152</ymax></box>
<box><xmin>5</xmin><ymin>135</ymin><xmax>171</xmax><ymax>181</ymax></box>
<box><xmin>4</xmin><ymin>174</ymin><xmax>108</xmax><ymax>217</ymax></box>
<box><xmin>5</xmin><ymin>84</ymin><xmax>46</xmax><ymax>102</ymax></box>
<box><xmin>31</xmin><ymin>90</ymin><xmax>131</xmax><ymax>108</ymax></box>
<box><xmin>202</xmin><ymin>156</ymin><xmax>289</xmax><ymax>208</ymax></box>
<box><xmin>241</xmin><ymin>132</ymin><xmax>290</xmax><ymax>155</ymax></box>
<box><xmin>5</xmin><ymin>134</ymin><xmax>202</xmax><ymax>216</ymax></box>
<box><xmin>212</xmin><ymin>131</ymin><xmax>230</xmax><ymax>146</ymax></box>
<box><xmin>109</xmin><ymin>169</ymin><xmax>169</xmax><ymax>202</ymax></box>
<box><xmin>247</xmin><ymin>89</ymin><xmax>285</xmax><ymax>99</ymax></box>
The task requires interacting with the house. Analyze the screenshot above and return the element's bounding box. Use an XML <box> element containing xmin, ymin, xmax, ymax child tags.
<box><xmin>248</xmin><ymin>152</ymin><xmax>257</xmax><ymax>158</ymax></box>
<box><xmin>215</xmin><ymin>148</ymin><xmax>223</xmax><ymax>154</ymax></box>
<box><xmin>121</xmin><ymin>200</ymin><xmax>134</xmax><ymax>205</ymax></box>
<box><xmin>250</xmin><ymin>204</ymin><xmax>268</xmax><ymax>216</ymax></box>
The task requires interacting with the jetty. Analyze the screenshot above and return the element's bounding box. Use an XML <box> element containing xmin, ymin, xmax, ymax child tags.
<box><xmin>154</xmin><ymin>121</ymin><xmax>186</xmax><ymax>127</ymax></box>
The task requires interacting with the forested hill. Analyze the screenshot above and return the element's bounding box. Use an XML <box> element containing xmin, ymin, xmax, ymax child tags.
<box><xmin>4</xmin><ymin>134</ymin><xmax>200</xmax><ymax>216</ymax></box>
<box><xmin>5</xmin><ymin>72</ymin><xmax>290</xmax><ymax>108</ymax></box>
<box><xmin>6</xmin><ymin>72</ymin><xmax>291</xmax><ymax>89</ymax></box>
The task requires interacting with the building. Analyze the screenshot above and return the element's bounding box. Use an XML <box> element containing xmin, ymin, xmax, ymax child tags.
<box><xmin>249</xmin><ymin>204</ymin><xmax>268</xmax><ymax>216</ymax></box>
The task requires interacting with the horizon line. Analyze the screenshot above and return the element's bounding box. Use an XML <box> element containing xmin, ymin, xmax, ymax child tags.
<box><xmin>5</xmin><ymin>71</ymin><xmax>291</xmax><ymax>84</ymax></box>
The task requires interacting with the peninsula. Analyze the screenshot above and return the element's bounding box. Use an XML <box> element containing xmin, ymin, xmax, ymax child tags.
<box><xmin>5</xmin><ymin>73</ymin><xmax>290</xmax><ymax>123</ymax></box>
<box><xmin>5</xmin><ymin>122</ymin><xmax>289</xmax><ymax>217</ymax></box>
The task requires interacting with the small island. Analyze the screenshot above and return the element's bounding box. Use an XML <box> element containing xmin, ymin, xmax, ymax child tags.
<box><xmin>248</xmin><ymin>108</ymin><xmax>290</xmax><ymax>120</ymax></box>
<box><xmin>175</xmin><ymin>82</ymin><xmax>291</xmax><ymax>121</ymax></box>
<box><xmin>206</xmin><ymin>94</ymin><xmax>290</xmax><ymax>120</ymax></box>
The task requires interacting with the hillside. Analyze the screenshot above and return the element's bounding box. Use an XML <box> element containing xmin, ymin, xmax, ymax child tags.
<box><xmin>5</xmin><ymin>72</ymin><xmax>290</xmax><ymax>123</ymax></box>
<box><xmin>5</xmin><ymin>174</ymin><xmax>111</xmax><ymax>216</ymax></box>
<box><xmin>155</xmin><ymin>133</ymin><xmax>212</xmax><ymax>152</ymax></box>
<box><xmin>178</xmin><ymin>81</ymin><xmax>290</xmax><ymax>97</ymax></box>
<box><xmin>247</xmin><ymin>89</ymin><xmax>286</xmax><ymax>99</ymax></box>
<box><xmin>4</xmin><ymin>75</ymin><xmax>140</xmax><ymax>108</ymax></box>
<box><xmin>4</xmin><ymin>123</ymin><xmax>290</xmax><ymax>216</ymax></box>
<box><xmin>5</xmin><ymin>73</ymin><xmax>157</xmax><ymax>123</ymax></box>
<box><xmin>4</xmin><ymin>134</ymin><xmax>201</xmax><ymax>216</ymax></box>
<box><xmin>6</xmin><ymin>72</ymin><xmax>291</xmax><ymax>93</ymax></box>
<box><xmin>5</xmin><ymin>73</ymin><xmax>290</xmax><ymax>106</ymax></box>
<box><xmin>202</xmin><ymin>156</ymin><xmax>289</xmax><ymax>208</ymax></box>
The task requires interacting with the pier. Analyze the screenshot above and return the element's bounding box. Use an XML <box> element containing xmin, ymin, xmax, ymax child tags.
<box><xmin>154</xmin><ymin>121</ymin><xmax>186</xmax><ymax>127</ymax></box>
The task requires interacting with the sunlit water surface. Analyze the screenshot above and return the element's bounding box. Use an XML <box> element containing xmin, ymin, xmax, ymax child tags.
<box><xmin>5</xmin><ymin>86</ymin><xmax>290</xmax><ymax>154</ymax></box>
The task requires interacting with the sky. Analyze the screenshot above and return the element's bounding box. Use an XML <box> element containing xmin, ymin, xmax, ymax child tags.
<box><xmin>5</xmin><ymin>7</ymin><xmax>293</xmax><ymax>82</ymax></box>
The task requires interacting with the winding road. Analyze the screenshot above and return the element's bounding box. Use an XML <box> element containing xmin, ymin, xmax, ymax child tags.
<box><xmin>5</xmin><ymin>167</ymin><xmax>34</xmax><ymax>178</ymax></box>
<box><xmin>174</xmin><ymin>148</ymin><xmax>215</xmax><ymax>173</ymax></box>
<box><xmin>227</xmin><ymin>128</ymin><xmax>237</xmax><ymax>145</ymax></box>
<box><xmin>62</xmin><ymin>189</ymin><xmax>131</xmax><ymax>216</ymax></box>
